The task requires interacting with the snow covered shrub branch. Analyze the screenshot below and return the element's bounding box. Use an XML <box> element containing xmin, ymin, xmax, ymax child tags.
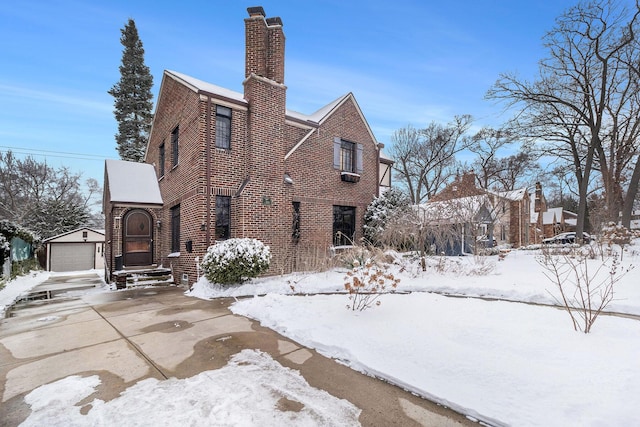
<box><xmin>201</xmin><ymin>238</ymin><xmax>271</xmax><ymax>285</ymax></box>
<box><xmin>344</xmin><ymin>259</ymin><xmax>400</xmax><ymax>312</ymax></box>
<box><xmin>537</xmin><ymin>248</ymin><xmax>633</xmax><ymax>333</ymax></box>
<box><xmin>600</xmin><ymin>222</ymin><xmax>632</xmax><ymax>260</ymax></box>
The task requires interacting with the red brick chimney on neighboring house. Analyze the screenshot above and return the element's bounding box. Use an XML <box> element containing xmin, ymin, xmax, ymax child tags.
<box><xmin>534</xmin><ymin>182</ymin><xmax>542</xmax><ymax>212</ymax></box>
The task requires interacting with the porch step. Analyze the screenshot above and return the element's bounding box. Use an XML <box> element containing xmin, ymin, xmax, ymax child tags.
<box><xmin>114</xmin><ymin>268</ymin><xmax>174</xmax><ymax>289</ymax></box>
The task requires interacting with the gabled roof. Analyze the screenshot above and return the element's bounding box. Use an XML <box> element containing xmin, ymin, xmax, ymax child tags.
<box><xmin>156</xmin><ymin>70</ymin><xmax>379</xmax><ymax>161</ymax></box>
<box><xmin>418</xmin><ymin>194</ymin><xmax>497</xmax><ymax>224</ymax></box>
<box><xmin>104</xmin><ymin>159</ymin><xmax>163</xmax><ymax>206</ymax></box>
<box><xmin>542</xmin><ymin>211</ymin><xmax>558</xmax><ymax>225</ymax></box>
<box><xmin>497</xmin><ymin>188</ymin><xmax>527</xmax><ymax>201</ymax></box>
<box><xmin>166</xmin><ymin>70</ymin><xmax>247</xmax><ymax>104</ymax></box>
<box><xmin>43</xmin><ymin>227</ymin><xmax>104</xmax><ymax>243</ymax></box>
<box><xmin>546</xmin><ymin>207</ymin><xmax>564</xmax><ymax>221</ymax></box>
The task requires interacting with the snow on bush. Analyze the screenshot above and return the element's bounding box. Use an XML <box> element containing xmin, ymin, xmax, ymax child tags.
<box><xmin>363</xmin><ymin>188</ymin><xmax>411</xmax><ymax>245</ymax></box>
<box><xmin>201</xmin><ymin>238</ymin><xmax>271</xmax><ymax>285</ymax></box>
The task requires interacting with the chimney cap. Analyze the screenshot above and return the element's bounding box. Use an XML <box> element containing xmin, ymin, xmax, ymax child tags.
<box><xmin>266</xmin><ymin>16</ymin><xmax>283</xmax><ymax>26</ymax></box>
<box><xmin>247</xmin><ymin>6</ymin><xmax>266</xmax><ymax>17</ymax></box>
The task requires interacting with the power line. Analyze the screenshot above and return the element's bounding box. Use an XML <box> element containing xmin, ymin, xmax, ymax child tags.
<box><xmin>0</xmin><ymin>145</ymin><xmax>115</xmax><ymax>162</ymax></box>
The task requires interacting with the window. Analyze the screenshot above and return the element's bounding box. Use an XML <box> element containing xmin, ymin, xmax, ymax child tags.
<box><xmin>215</xmin><ymin>196</ymin><xmax>231</xmax><ymax>240</ymax></box>
<box><xmin>292</xmin><ymin>202</ymin><xmax>301</xmax><ymax>240</ymax></box>
<box><xmin>341</xmin><ymin>140</ymin><xmax>355</xmax><ymax>172</ymax></box>
<box><xmin>215</xmin><ymin>105</ymin><xmax>232</xmax><ymax>149</ymax></box>
<box><xmin>170</xmin><ymin>204</ymin><xmax>180</xmax><ymax>253</ymax></box>
<box><xmin>333</xmin><ymin>138</ymin><xmax>363</xmax><ymax>174</ymax></box>
<box><xmin>171</xmin><ymin>125</ymin><xmax>179</xmax><ymax>168</ymax></box>
<box><xmin>159</xmin><ymin>142</ymin><xmax>165</xmax><ymax>177</ymax></box>
<box><xmin>333</xmin><ymin>205</ymin><xmax>356</xmax><ymax>246</ymax></box>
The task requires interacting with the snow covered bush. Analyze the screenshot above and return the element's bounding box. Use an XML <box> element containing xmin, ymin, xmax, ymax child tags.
<box><xmin>363</xmin><ymin>188</ymin><xmax>411</xmax><ymax>246</ymax></box>
<box><xmin>600</xmin><ymin>222</ymin><xmax>632</xmax><ymax>260</ymax></box>
<box><xmin>201</xmin><ymin>238</ymin><xmax>271</xmax><ymax>285</ymax></box>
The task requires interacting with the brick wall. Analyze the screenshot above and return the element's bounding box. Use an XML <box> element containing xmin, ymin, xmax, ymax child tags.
<box><xmin>136</xmin><ymin>7</ymin><xmax>380</xmax><ymax>286</ymax></box>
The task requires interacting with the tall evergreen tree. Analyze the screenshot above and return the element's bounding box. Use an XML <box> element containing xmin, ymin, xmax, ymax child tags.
<box><xmin>108</xmin><ymin>18</ymin><xmax>154</xmax><ymax>162</ymax></box>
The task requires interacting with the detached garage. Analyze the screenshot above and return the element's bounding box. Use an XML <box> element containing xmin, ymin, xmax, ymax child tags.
<box><xmin>43</xmin><ymin>228</ymin><xmax>105</xmax><ymax>272</ymax></box>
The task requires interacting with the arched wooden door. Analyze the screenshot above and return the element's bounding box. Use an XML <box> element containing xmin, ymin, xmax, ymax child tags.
<box><xmin>123</xmin><ymin>209</ymin><xmax>153</xmax><ymax>266</ymax></box>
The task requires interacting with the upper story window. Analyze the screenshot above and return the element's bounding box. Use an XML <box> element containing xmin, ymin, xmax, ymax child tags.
<box><xmin>341</xmin><ymin>140</ymin><xmax>355</xmax><ymax>172</ymax></box>
<box><xmin>215</xmin><ymin>105</ymin><xmax>232</xmax><ymax>150</ymax></box>
<box><xmin>158</xmin><ymin>142</ymin><xmax>165</xmax><ymax>177</ymax></box>
<box><xmin>171</xmin><ymin>125</ymin><xmax>179</xmax><ymax>168</ymax></box>
<box><xmin>333</xmin><ymin>137</ymin><xmax>363</xmax><ymax>181</ymax></box>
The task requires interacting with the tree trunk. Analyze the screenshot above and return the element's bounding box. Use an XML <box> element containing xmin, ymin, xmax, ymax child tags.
<box><xmin>621</xmin><ymin>156</ymin><xmax>640</xmax><ymax>228</ymax></box>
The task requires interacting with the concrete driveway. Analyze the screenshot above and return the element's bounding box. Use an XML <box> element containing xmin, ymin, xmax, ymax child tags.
<box><xmin>0</xmin><ymin>273</ymin><xmax>475</xmax><ymax>426</ymax></box>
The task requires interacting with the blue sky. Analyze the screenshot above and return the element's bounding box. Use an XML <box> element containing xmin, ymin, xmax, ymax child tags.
<box><xmin>0</xmin><ymin>0</ymin><xmax>579</xmax><ymax>197</ymax></box>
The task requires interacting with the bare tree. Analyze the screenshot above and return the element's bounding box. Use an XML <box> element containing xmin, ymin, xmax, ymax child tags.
<box><xmin>389</xmin><ymin>116</ymin><xmax>473</xmax><ymax>204</ymax></box>
<box><xmin>469</xmin><ymin>127</ymin><xmax>513</xmax><ymax>190</ymax></box>
<box><xmin>488</xmin><ymin>0</ymin><xmax>640</xmax><ymax>238</ymax></box>
<box><xmin>0</xmin><ymin>151</ymin><xmax>99</xmax><ymax>237</ymax></box>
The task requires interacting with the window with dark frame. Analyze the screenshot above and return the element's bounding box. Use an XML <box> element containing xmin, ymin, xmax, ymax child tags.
<box><xmin>215</xmin><ymin>105</ymin><xmax>232</xmax><ymax>149</ymax></box>
<box><xmin>333</xmin><ymin>205</ymin><xmax>356</xmax><ymax>246</ymax></box>
<box><xmin>171</xmin><ymin>125</ymin><xmax>179</xmax><ymax>167</ymax></box>
<box><xmin>333</xmin><ymin>137</ymin><xmax>363</xmax><ymax>177</ymax></box>
<box><xmin>292</xmin><ymin>202</ymin><xmax>301</xmax><ymax>240</ymax></box>
<box><xmin>215</xmin><ymin>196</ymin><xmax>231</xmax><ymax>240</ymax></box>
<box><xmin>340</xmin><ymin>140</ymin><xmax>356</xmax><ymax>173</ymax></box>
<box><xmin>159</xmin><ymin>142</ymin><xmax>165</xmax><ymax>177</ymax></box>
<box><xmin>170</xmin><ymin>204</ymin><xmax>180</xmax><ymax>253</ymax></box>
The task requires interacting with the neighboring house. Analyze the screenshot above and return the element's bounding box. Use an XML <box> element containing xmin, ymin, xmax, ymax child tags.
<box><xmin>419</xmin><ymin>172</ymin><xmax>530</xmax><ymax>253</ymax></box>
<box><xmin>528</xmin><ymin>183</ymin><xmax>577</xmax><ymax>243</ymax></box>
<box><xmin>379</xmin><ymin>149</ymin><xmax>393</xmax><ymax>193</ymax></box>
<box><xmin>103</xmin><ymin>7</ymin><xmax>386</xmax><ymax>286</ymax></box>
<box><xmin>43</xmin><ymin>228</ymin><xmax>105</xmax><ymax>272</ymax></box>
<box><xmin>421</xmin><ymin>172</ymin><xmax>581</xmax><ymax>251</ymax></box>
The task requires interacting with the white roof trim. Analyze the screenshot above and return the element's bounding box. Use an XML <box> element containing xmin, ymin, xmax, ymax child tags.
<box><xmin>285</xmin><ymin>129</ymin><xmax>315</xmax><ymax>160</ymax></box>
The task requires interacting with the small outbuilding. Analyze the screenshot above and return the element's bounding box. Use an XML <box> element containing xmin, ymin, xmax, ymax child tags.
<box><xmin>43</xmin><ymin>228</ymin><xmax>105</xmax><ymax>272</ymax></box>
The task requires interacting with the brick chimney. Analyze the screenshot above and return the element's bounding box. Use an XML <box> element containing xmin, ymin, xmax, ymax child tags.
<box><xmin>244</xmin><ymin>7</ymin><xmax>285</xmax><ymax>84</ymax></box>
<box><xmin>242</xmin><ymin>7</ymin><xmax>289</xmax><ymax>275</ymax></box>
<box><xmin>534</xmin><ymin>182</ymin><xmax>542</xmax><ymax>212</ymax></box>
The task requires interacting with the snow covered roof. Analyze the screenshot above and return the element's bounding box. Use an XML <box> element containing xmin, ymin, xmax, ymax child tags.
<box><xmin>104</xmin><ymin>159</ymin><xmax>163</xmax><ymax>206</ymax></box>
<box><xmin>498</xmin><ymin>188</ymin><xmax>527</xmax><ymax>201</ymax></box>
<box><xmin>418</xmin><ymin>194</ymin><xmax>497</xmax><ymax>224</ymax></box>
<box><xmin>542</xmin><ymin>211</ymin><xmax>557</xmax><ymax>225</ymax></box>
<box><xmin>43</xmin><ymin>227</ymin><xmax>105</xmax><ymax>243</ymax></box>
<box><xmin>164</xmin><ymin>70</ymin><xmax>357</xmax><ymax>129</ymax></box>
<box><xmin>160</xmin><ymin>70</ymin><xmax>380</xmax><ymax>160</ymax></box>
<box><xmin>530</xmin><ymin>212</ymin><xmax>539</xmax><ymax>224</ymax></box>
<box><xmin>379</xmin><ymin>148</ymin><xmax>393</xmax><ymax>162</ymax></box>
<box><xmin>166</xmin><ymin>70</ymin><xmax>246</xmax><ymax>104</ymax></box>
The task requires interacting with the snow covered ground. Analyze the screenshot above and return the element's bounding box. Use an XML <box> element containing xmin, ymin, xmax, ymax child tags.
<box><xmin>0</xmin><ymin>270</ymin><xmax>50</xmax><ymax>319</ymax></box>
<box><xmin>3</xmin><ymin>242</ymin><xmax>639</xmax><ymax>426</ymax></box>
<box><xmin>193</xmin><ymin>243</ymin><xmax>640</xmax><ymax>426</ymax></box>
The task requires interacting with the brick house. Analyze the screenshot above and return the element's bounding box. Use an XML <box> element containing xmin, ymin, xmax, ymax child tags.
<box><xmin>528</xmin><ymin>182</ymin><xmax>577</xmax><ymax>243</ymax></box>
<box><xmin>103</xmin><ymin>6</ymin><xmax>386</xmax><ymax>286</ymax></box>
<box><xmin>419</xmin><ymin>172</ymin><xmax>531</xmax><ymax>252</ymax></box>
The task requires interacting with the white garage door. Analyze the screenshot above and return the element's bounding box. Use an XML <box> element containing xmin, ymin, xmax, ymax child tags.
<box><xmin>50</xmin><ymin>243</ymin><xmax>94</xmax><ymax>272</ymax></box>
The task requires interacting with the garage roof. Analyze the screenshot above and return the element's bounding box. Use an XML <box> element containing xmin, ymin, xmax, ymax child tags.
<box><xmin>43</xmin><ymin>227</ymin><xmax>105</xmax><ymax>243</ymax></box>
